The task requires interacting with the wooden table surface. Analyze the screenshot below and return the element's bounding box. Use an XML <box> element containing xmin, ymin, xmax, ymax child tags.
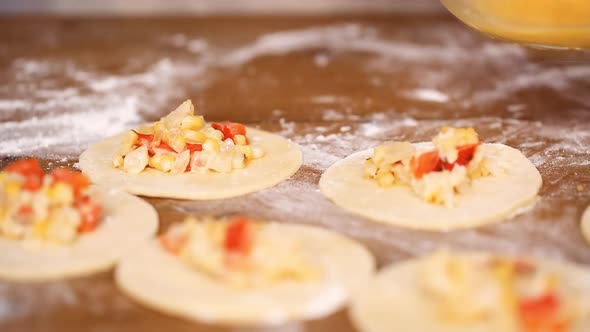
<box><xmin>0</xmin><ymin>15</ymin><xmax>589</xmax><ymax>332</ymax></box>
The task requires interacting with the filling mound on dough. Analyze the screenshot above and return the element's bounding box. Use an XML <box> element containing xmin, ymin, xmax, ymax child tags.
<box><xmin>159</xmin><ymin>216</ymin><xmax>320</xmax><ymax>287</ymax></box>
<box><xmin>421</xmin><ymin>250</ymin><xmax>583</xmax><ymax>331</ymax></box>
<box><xmin>0</xmin><ymin>158</ymin><xmax>102</xmax><ymax>245</ymax></box>
<box><xmin>364</xmin><ymin>127</ymin><xmax>495</xmax><ymax>207</ymax></box>
<box><xmin>113</xmin><ymin>100</ymin><xmax>265</xmax><ymax>175</ymax></box>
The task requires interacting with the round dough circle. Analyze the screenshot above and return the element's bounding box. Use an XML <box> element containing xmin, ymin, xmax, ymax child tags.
<box><xmin>0</xmin><ymin>186</ymin><xmax>158</xmax><ymax>281</ymax></box>
<box><xmin>116</xmin><ymin>223</ymin><xmax>375</xmax><ymax>326</ymax></box>
<box><xmin>319</xmin><ymin>143</ymin><xmax>542</xmax><ymax>231</ymax></box>
<box><xmin>350</xmin><ymin>253</ymin><xmax>590</xmax><ymax>332</ymax></box>
<box><xmin>79</xmin><ymin>128</ymin><xmax>303</xmax><ymax>200</ymax></box>
<box><xmin>581</xmin><ymin>205</ymin><xmax>590</xmax><ymax>245</ymax></box>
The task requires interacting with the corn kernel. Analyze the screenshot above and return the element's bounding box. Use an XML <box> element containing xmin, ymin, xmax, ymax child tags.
<box><xmin>232</xmin><ymin>154</ymin><xmax>246</xmax><ymax>169</ymax></box>
<box><xmin>149</xmin><ymin>154</ymin><xmax>176</xmax><ymax>172</ymax></box>
<box><xmin>239</xmin><ymin>146</ymin><xmax>253</xmax><ymax>159</ymax></box>
<box><xmin>181</xmin><ymin>115</ymin><xmax>205</xmax><ymax>130</ymax></box>
<box><xmin>183</xmin><ymin>129</ymin><xmax>207</xmax><ymax>143</ymax></box>
<box><xmin>166</xmin><ymin>130</ymin><xmax>186</xmax><ymax>152</ymax></box>
<box><xmin>251</xmin><ymin>146</ymin><xmax>265</xmax><ymax>159</ymax></box>
<box><xmin>112</xmin><ymin>155</ymin><xmax>124</xmax><ymax>168</ymax></box>
<box><xmin>123</xmin><ymin>130</ymin><xmax>139</xmax><ymax>147</ymax></box>
<box><xmin>363</xmin><ymin>159</ymin><xmax>378</xmax><ymax>178</ymax></box>
<box><xmin>373</xmin><ymin>145</ymin><xmax>386</xmax><ymax>164</ymax></box>
<box><xmin>33</xmin><ymin>220</ymin><xmax>50</xmax><ymax>239</ymax></box>
<box><xmin>48</xmin><ymin>182</ymin><xmax>74</xmax><ymax>205</ymax></box>
<box><xmin>5</xmin><ymin>181</ymin><xmax>21</xmax><ymax>198</ymax></box>
<box><xmin>153</xmin><ymin>121</ymin><xmax>167</xmax><ymax>142</ymax></box>
<box><xmin>377</xmin><ymin>172</ymin><xmax>395</xmax><ymax>187</ymax></box>
<box><xmin>233</xmin><ymin>135</ymin><xmax>247</xmax><ymax>146</ymax></box>
<box><xmin>376</xmin><ymin>163</ymin><xmax>393</xmax><ymax>176</ymax></box>
<box><xmin>203</xmin><ymin>138</ymin><xmax>220</xmax><ymax>152</ymax></box>
<box><xmin>545</xmin><ymin>273</ymin><xmax>559</xmax><ymax>292</ymax></box>
<box><xmin>204</xmin><ymin>127</ymin><xmax>224</xmax><ymax>141</ymax></box>
<box><xmin>136</xmin><ymin>124</ymin><xmax>154</xmax><ymax>135</ymax></box>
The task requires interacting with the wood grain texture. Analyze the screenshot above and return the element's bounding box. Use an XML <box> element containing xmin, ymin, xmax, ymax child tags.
<box><xmin>0</xmin><ymin>14</ymin><xmax>589</xmax><ymax>332</ymax></box>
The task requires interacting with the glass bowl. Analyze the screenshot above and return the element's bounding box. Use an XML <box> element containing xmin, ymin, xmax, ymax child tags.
<box><xmin>440</xmin><ymin>0</ymin><xmax>590</xmax><ymax>49</ymax></box>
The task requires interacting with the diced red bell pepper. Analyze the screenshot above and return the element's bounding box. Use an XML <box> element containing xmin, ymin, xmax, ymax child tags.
<box><xmin>211</xmin><ymin>122</ymin><xmax>223</xmax><ymax>131</ymax></box>
<box><xmin>512</xmin><ymin>259</ymin><xmax>537</xmax><ymax>274</ymax></box>
<box><xmin>211</xmin><ymin>122</ymin><xmax>247</xmax><ymax>142</ymax></box>
<box><xmin>132</xmin><ymin>131</ymin><xmax>177</xmax><ymax>156</ymax></box>
<box><xmin>51</xmin><ymin>168</ymin><xmax>91</xmax><ymax>198</ymax></box>
<box><xmin>443</xmin><ymin>143</ymin><xmax>480</xmax><ymax>170</ymax></box>
<box><xmin>456</xmin><ymin>143</ymin><xmax>480</xmax><ymax>165</ymax></box>
<box><xmin>4</xmin><ymin>158</ymin><xmax>44</xmax><ymax>191</ymax></box>
<box><xmin>183</xmin><ymin>144</ymin><xmax>203</xmax><ymax>172</ymax></box>
<box><xmin>185</xmin><ymin>143</ymin><xmax>203</xmax><ymax>152</ymax></box>
<box><xmin>159</xmin><ymin>234</ymin><xmax>187</xmax><ymax>255</ymax></box>
<box><xmin>17</xmin><ymin>205</ymin><xmax>33</xmax><ymax>215</ymax></box>
<box><xmin>410</xmin><ymin>151</ymin><xmax>442</xmax><ymax>179</ymax></box>
<box><xmin>152</xmin><ymin>141</ymin><xmax>176</xmax><ymax>155</ymax></box>
<box><xmin>518</xmin><ymin>293</ymin><xmax>570</xmax><ymax>332</ymax></box>
<box><xmin>133</xmin><ymin>131</ymin><xmax>154</xmax><ymax>146</ymax></box>
<box><xmin>224</xmin><ymin>217</ymin><xmax>253</xmax><ymax>256</ymax></box>
<box><xmin>76</xmin><ymin>196</ymin><xmax>102</xmax><ymax>233</ymax></box>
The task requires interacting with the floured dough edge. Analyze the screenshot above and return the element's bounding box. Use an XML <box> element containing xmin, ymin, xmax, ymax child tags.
<box><xmin>319</xmin><ymin>143</ymin><xmax>542</xmax><ymax>231</ymax></box>
<box><xmin>0</xmin><ymin>186</ymin><xmax>158</xmax><ymax>282</ymax></box>
<box><xmin>79</xmin><ymin>127</ymin><xmax>303</xmax><ymax>200</ymax></box>
<box><xmin>349</xmin><ymin>252</ymin><xmax>590</xmax><ymax>332</ymax></box>
<box><xmin>115</xmin><ymin>222</ymin><xmax>375</xmax><ymax>326</ymax></box>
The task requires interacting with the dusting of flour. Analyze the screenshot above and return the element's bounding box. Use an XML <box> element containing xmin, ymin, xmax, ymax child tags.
<box><xmin>1</xmin><ymin>23</ymin><xmax>590</xmax><ymax>326</ymax></box>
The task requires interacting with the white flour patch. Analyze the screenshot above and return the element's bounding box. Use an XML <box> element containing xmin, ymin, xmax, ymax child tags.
<box><xmin>168</xmin><ymin>33</ymin><xmax>188</xmax><ymax>47</ymax></box>
<box><xmin>402</xmin><ymin>88</ymin><xmax>449</xmax><ymax>103</ymax></box>
<box><xmin>313</xmin><ymin>53</ymin><xmax>330</xmax><ymax>67</ymax></box>
<box><xmin>219</xmin><ymin>23</ymin><xmax>526</xmax><ymax>70</ymax></box>
<box><xmin>321</xmin><ymin>109</ymin><xmax>345</xmax><ymax>121</ymax></box>
<box><xmin>358</xmin><ymin>122</ymin><xmax>381</xmax><ymax>138</ymax></box>
<box><xmin>165</xmin><ymin>34</ymin><xmax>209</xmax><ymax>54</ymax></box>
<box><xmin>12</xmin><ymin>59</ymin><xmax>52</xmax><ymax>78</ymax></box>
<box><xmin>0</xmin><ymin>95</ymin><xmax>141</xmax><ymax>156</ymax></box>
<box><xmin>311</xmin><ymin>95</ymin><xmax>350</xmax><ymax>104</ymax></box>
<box><xmin>0</xmin><ymin>100</ymin><xmax>31</xmax><ymax>111</ymax></box>
<box><xmin>278</xmin><ymin>118</ymin><xmax>296</xmax><ymax>136</ymax></box>
<box><xmin>187</xmin><ymin>39</ymin><xmax>209</xmax><ymax>54</ymax></box>
<box><xmin>219</xmin><ymin>24</ymin><xmax>367</xmax><ymax>66</ymax></box>
<box><xmin>1</xmin><ymin>57</ymin><xmax>206</xmax><ymax>157</ymax></box>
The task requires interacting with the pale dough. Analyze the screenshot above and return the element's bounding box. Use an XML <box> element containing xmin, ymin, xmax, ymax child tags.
<box><xmin>582</xmin><ymin>205</ymin><xmax>590</xmax><ymax>245</ymax></box>
<box><xmin>116</xmin><ymin>223</ymin><xmax>375</xmax><ymax>325</ymax></box>
<box><xmin>0</xmin><ymin>186</ymin><xmax>158</xmax><ymax>282</ymax></box>
<box><xmin>350</xmin><ymin>253</ymin><xmax>590</xmax><ymax>332</ymax></box>
<box><xmin>319</xmin><ymin>143</ymin><xmax>542</xmax><ymax>231</ymax></box>
<box><xmin>79</xmin><ymin>128</ymin><xmax>303</xmax><ymax>200</ymax></box>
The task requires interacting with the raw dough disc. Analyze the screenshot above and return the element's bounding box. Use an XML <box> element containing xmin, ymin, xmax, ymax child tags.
<box><xmin>79</xmin><ymin>128</ymin><xmax>303</xmax><ymax>200</ymax></box>
<box><xmin>319</xmin><ymin>143</ymin><xmax>542</xmax><ymax>231</ymax></box>
<box><xmin>349</xmin><ymin>252</ymin><xmax>590</xmax><ymax>332</ymax></box>
<box><xmin>0</xmin><ymin>186</ymin><xmax>158</xmax><ymax>281</ymax></box>
<box><xmin>116</xmin><ymin>222</ymin><xmax>375</xmax><ymax>326</ymax></box>
<box><xmin>581</xmin><ymin>205</ymin><xmax>590</xmax><ymax>245</ymax></box>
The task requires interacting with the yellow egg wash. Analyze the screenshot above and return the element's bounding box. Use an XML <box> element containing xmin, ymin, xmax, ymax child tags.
<box><xmin>442</xmin><ymin>0</ymin><xmax>590</xmax><ymax>48</ymax></box>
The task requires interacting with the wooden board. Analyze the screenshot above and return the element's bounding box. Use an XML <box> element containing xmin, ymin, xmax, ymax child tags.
<box><xmin>0</xmin><ymin>15</ymin><xmax>589</xmax><ymax>332</ymax></box>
